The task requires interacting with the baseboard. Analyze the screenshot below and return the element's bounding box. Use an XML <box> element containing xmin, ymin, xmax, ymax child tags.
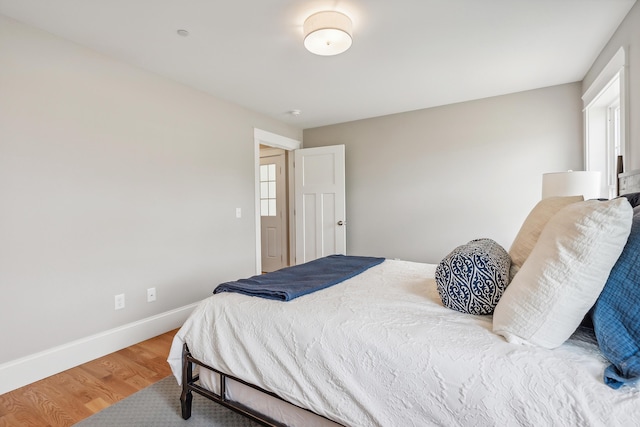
<box><xmin>0</xmin><ymin>303</ymin><xmax>199</xmax><ymax>395</ymax></box>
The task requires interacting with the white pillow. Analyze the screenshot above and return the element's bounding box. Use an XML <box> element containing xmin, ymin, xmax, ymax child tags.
<box><xmin>508</xmin><ymin>195</ymin><xmax>583</xmax><ymax>280</ymax></box>
<box><xmin>493</xmin><ymin>198</ymin><xmax>633</xmax><ymax>349</ymax></box>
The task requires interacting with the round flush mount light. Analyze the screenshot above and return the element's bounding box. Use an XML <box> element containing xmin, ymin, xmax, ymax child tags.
<box><xmin>303</xmin><ymin>11</ymin><xmax>352</xmax><ymax>56</ymax></box>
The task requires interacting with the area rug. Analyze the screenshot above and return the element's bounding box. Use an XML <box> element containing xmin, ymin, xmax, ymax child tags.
<box><xmin>74</xmin><ymin>376</ymin><xmax>259</xmax><ymax>426</ymax></box>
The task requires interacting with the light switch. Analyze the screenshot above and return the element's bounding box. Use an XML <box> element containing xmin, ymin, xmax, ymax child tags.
<box><xmin>236</xmin><ymin>208</ymin><xmax>242</xmax><ymax>218</ymax></box>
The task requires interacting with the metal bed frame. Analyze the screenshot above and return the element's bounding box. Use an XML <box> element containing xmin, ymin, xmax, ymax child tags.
<box><xmin>180</xmin><ymin>343</ymin><xmax>339</xmax><ymax>426</ymax></box>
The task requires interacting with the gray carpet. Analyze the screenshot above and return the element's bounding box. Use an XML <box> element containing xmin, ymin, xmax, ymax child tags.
<box><xmin>74</xmin><ymin>376</ymin><xmax>260</xmax><ymax>426</ymax></box>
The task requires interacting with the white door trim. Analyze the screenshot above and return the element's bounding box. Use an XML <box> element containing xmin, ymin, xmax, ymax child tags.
<box><xmin>582</xmin><ymin>47</ymin><xmax>625</xmax><ymax>107</ymax></box>
<box><xmin>254</xmin><ymin>128</ymin><xmax>301</xmax><ymax>275</ymax></box>
<box><xmin>582</xmin><ymin>46</ymin><xmax>628</xmax><ymax>175</ymax></box>
<box><xmin>254</xmin><ymin>128</ymin><xmax>301</xmax><ymax>151</ymax></box>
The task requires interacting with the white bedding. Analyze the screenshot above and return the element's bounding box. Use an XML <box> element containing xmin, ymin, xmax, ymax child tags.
<box><xmin>168</xmin><ymin>259</ymin><xmax>640</xmax><ymax>426</ymax></box>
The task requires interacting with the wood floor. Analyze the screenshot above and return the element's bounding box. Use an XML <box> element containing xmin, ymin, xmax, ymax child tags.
<box><xmin>0</xmin><ymin>329</ymin><xmax>178</xmax><ymax>427</ymax></box>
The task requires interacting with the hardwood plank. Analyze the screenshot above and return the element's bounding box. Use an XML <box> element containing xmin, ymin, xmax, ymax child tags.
<box><xmin>116</xmin><ymin>346</ymin><xmax>172</xmax><ymax>378</ymax></box>
<box><xmin>45</xmin><ymin>371</ymin><xmax>109</xmax><ymax>417</ymax></box>
<box><xmin>84</xmin><ymin>351</ymin><xmax>160</xmax><ymax>386</ymax></box>
<box><xmin>19</xmin><ymin>385</ymin><xmax>76</xmax><ymax>427</ymax></box>
<box><xmin>0</xmin><ymin>412</ymin><xmax>49</xmax><ymax>427</ymax></box>
<box><xmin>135</xmin><ymin>332</ymin><xmax>175</xmax><ymax>355</ymax></box>
<box><xmin>0</xmin><ymin>391</ymin><xmax>50</xmax><ymax>427</ymax></box>
<box><xmin>37</xmin><ymin>374</ymin><xmax>94</xmax><ymax>422</ymax></box>
<box><xmin>62</xmin><ymin>366</ymin><xmax>127</xmax><ymax>407</ymax></box>
<box><xmin>84</xmin><ymin>397</ymin><xmax>110</xmax><ymax>414</ymax></box>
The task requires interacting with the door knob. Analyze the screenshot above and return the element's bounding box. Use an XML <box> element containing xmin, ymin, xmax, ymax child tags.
<box><xmin>337</xmin><ymin>220</ymin><xmax>346</xmax><ymax>226</ymax></box>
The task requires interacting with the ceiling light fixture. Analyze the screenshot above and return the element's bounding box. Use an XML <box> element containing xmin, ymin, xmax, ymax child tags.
<box><xmin>303</xmin><ymin>11</ymin><xmax>352</xmax><ymax>56</ymax></box>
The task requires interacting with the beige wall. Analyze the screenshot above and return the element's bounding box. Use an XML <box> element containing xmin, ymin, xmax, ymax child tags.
<box><xmin>304</xmin><ymin>83</ymin><xmax>583</xmax><ymax>263</ymax></box>
<box><xmin>0</xmin><ymin>15</ymin><xmax>301</xmax><ymax>363</ymax></box>
<box><xmin>583</xmin><ymin>1</ymin><xmax>640</xmax><ymax>171</ymax></box>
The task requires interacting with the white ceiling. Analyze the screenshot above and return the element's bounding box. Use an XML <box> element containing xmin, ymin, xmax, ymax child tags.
<box><xmin>0</xmin><ymin>0</ymin><xmax>636</xmax><ymax>129</ymax></box>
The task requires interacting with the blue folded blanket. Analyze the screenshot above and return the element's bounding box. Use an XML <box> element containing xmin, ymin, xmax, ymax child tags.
<box><xmin>214</xmin><ymin>254</ymin><xmax>385</xmax><ymax>301</ymax></box>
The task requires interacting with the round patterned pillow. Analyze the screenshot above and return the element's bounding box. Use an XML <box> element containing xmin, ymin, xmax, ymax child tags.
<box><xmin>435</xmin><ymin>238</ymin><xmax>511</xmax><ymax>315</ymax></box>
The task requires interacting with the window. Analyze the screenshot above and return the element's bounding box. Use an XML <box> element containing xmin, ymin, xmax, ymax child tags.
<box><xmin>260</xmin><ymin>163</ymin><xmax>277</xmax><ymax>216</ymax></box>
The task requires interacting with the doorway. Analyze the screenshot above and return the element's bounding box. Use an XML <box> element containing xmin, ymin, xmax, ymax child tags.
<box><xmin>253</xmin><ymin>130</ymin><xmax>347</xmax><ymax>274</ymax></box>
<box><xmin>253</xmin><ymin>129</ymin><xmax>301</xmax><ymax>275</ymax></box>
<box><xmin>259</xmin><ymin>147</ymin><xmax>287</xmax><ymax>272</ymax></box>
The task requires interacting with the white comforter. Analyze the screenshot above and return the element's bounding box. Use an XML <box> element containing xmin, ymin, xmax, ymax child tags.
<box><xmin>168</xmin><ymin>259</ymin><xmax>640</xmax><ymax>426</ymax></box>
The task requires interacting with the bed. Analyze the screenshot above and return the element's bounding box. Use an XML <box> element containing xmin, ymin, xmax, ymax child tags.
<box><xmin>167</xmin><ymin>171</ymin><xmax>640</xmax><ymax>427</ymax></box>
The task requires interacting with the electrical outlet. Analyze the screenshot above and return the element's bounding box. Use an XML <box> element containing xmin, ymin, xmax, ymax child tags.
<box><xmin>114</xmin><ymin>293</ymin><xmax>125</xmax><ymax>310</ymax></box>
<box><xmin>236</xmin><ymin>207</ymin><xmax>242</xmax><ymax>218</ymax></box>
<box><xmin>147</xmin><ymin>287</ymin><xmax>156</xmax><ymax>302</ymax></box>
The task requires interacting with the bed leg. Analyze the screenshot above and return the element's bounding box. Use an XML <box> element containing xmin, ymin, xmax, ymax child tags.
<box><xmin>181</xmin><ymin>343</ymin><xmax>193</xmax><ymax>420</ymax></box>
<box><xmin>180</xmin><ymin>389</ymin><xmax>193</xmax><ymax>420</ymax></box>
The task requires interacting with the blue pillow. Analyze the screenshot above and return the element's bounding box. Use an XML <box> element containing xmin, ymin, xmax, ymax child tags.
<box><xmin>592</xmin><ymin>210</ymin><xmax>640</xmax><ymax>389</ymax></box>
<box><xmin>435</xmin><ymin>238</ymin><xmax>511</xmax><ymax>315</ymax></box>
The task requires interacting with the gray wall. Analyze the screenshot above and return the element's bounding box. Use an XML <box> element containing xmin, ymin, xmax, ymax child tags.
<box><xmin>583</xmin><ymin>0</ymin><xmax>640</xmax><ymax>171</ymax></box>
<box><xmin>303</xmin><ymin>83</ymin><xmax>583</xmax><ymax>264</ymax></box>
<box><xmin>0</xmin><ymin>15</ymin><xmax>301</xmax><ymax>363</ymax></box>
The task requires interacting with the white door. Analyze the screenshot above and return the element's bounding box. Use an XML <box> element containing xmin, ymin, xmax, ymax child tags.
<box><xmin>294</xmin><ymin>145</ymin><xmax>346</xmax><ymax>264</ymax></box>
<box><xmin>260</xmin><ymin>152</ymin><xmax>287</xmax><ymax>272</ymax></box>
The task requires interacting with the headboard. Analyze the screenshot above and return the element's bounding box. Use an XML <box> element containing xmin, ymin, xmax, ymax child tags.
<box><xmin>619</xmin><ymin>169</ymin><xmax>640</xmax><ymax>195</ymax></box>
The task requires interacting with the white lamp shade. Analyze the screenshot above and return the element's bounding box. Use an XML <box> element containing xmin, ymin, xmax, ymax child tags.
<box><xmin>304</xmin><ymin>11</ymin><xmax>353</xmax><ymax>56</ymax></box>
<box><xmin>542</xmin><ymin>171</ymin><xmax>602</xmax><ymax>200</ymax></box>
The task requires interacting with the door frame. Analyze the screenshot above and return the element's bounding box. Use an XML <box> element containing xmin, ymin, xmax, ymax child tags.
<box><xmin>253</xmin><ymin>128</ymin><xmax>301</xmax><ymax>274</ymax></box>
<box><xmin>259</xmin><ymin>149</ymin><xmax>287</xmax><ymax>272</ymax></box>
